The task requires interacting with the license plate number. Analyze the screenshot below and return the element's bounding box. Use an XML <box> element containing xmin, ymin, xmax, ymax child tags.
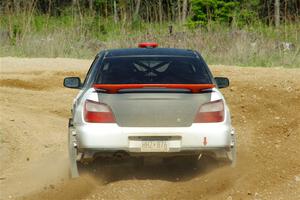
<box><xmin>141</xmin><ymin>141</ymin><xmax>169</xmax><ymax>152</ymax></box>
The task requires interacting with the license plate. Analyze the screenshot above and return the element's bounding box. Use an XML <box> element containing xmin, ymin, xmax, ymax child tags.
<box><xmin>141</xmin><ymin>140</ymin><xmax>169</xmax><ymax>152</ymax></box>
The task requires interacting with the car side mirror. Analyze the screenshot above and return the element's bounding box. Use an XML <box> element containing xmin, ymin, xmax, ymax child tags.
<box><xmin>215</xmin><ymin>77</ymin><xmax>229</xmax><ymax>88</ymax></box>
<box><xmin>63</xmin><ymin>77</ymin><xmax>81</xmax><ymax>89</ymax></box>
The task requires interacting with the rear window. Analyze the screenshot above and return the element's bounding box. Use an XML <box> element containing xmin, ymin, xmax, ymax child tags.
<box><xmin>95</xmin><ymin>56</ymin><xmax>212</xmax><ymax>84</ymax></box>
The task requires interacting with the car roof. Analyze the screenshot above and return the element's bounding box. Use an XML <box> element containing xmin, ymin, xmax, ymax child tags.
<box><xmin>104</xmin><ymin>48</ymin><xmax>197</xmax><ymax>58</ymax></box>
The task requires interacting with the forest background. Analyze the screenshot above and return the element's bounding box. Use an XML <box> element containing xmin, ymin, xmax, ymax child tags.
<box><xmin>0</xmin><ymin>0</ymin><xmax>299</xmax><ymax>67</ymax></box>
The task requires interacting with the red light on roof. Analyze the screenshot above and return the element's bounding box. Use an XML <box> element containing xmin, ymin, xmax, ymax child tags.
<box><xmin>138</xmin><ymin>42</ymin><xmax>158</xmax><ymax>48</ymax></box>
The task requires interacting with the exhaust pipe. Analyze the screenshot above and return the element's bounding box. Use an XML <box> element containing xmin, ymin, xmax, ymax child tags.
<box><xmin>113</xmin><ymin>151</ymin><xmax>129</xmax><ymax>159</ymax></box>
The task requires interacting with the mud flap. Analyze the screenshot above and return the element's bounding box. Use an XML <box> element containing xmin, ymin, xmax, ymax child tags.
<box><xmin>214</xmin><ymin>128</ymin><xmax>236</xmax><ymax>166</ymax></box>
<box><xmin>68</xmin><ymin>119</ymin><xmax>79</xmax><ymax>178</ymax></box>
<box><xmin>227</xmin><ymin>128</ymin><xmax>236</xmax><ymax>167</ymax></box>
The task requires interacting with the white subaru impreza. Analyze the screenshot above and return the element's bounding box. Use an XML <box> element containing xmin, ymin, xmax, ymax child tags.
<box><xmin>64</xmin><ymin>43</ymin><xmax>236</xmax><ymax>177</ymax></box>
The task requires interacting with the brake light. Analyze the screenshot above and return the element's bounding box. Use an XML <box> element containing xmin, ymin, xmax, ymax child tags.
<box><xmin>84</xmin><ymin>100</ymin><xmax>115</xmax><ymax>123</ymax></box>
<box><xmin>138</xmin><ymin>42</ymin><xmax>158</xmax><ymax>48</ymax></box>
<box><xmin>194</xmin><ymin>99</ymin><xmax>224</xmax><ymax>123</ymax></box>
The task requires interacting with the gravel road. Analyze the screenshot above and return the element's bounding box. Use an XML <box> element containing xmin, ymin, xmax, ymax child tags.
<box><xmin>0</xmin><ymin>57</ymin><xmax>299</xmax><ymax>200</ymax></box>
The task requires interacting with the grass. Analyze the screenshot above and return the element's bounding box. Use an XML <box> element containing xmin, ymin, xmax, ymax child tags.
<box><xmin>0</xmin><ymin>14</ymin><xmax>299</xmax><ymax>68</ymax></box>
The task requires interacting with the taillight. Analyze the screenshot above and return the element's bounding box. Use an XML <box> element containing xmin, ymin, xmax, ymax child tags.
<box><xmin>84</xmin><ymin>100</ymin><xmax>115</xmax><ymax>123</ymax></box>
<box><xmin>194</xmin><ymin>99</ymin><xmax>224</xmax><ymax>123</ymax></box>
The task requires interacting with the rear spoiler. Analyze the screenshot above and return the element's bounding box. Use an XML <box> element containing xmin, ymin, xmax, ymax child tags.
<box><xmin>93</xmin><ymin>84</ymin><xmax>215</xmax><ymax>93</ymax></box>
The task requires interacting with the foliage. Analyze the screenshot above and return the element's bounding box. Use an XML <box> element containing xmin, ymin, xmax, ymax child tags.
<box><xmin>190</xmin><ymin>0</ymin><xmax>239</xmax><ymax>25</ymax></box>
<box><xmin>0</xmin><ymin>0</ymin><xmax>299</xmax><ymax>67</ymax></box>
<box><xmin>1</xmin><ymin>0</ymin><xmax>299</xmax><ymax>25</ymax></box>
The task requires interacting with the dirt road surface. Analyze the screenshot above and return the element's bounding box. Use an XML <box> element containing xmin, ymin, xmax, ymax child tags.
<box><xmin>0</xmin><ymin>57</ymin><xmax>299</xmax><ymax>200</ymax></box>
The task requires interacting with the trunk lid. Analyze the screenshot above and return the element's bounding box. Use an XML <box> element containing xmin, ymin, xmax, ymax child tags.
<box><xmin>97</xmin><ymin>92</ymin><xmax>211</xmax><ymax>127</ymax></box>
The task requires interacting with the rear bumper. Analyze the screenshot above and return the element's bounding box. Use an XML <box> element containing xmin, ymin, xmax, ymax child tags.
<box><xmin>73</xmin><ymin>123</ymin><xmax>233</xmax><ymax>155</ymax></box>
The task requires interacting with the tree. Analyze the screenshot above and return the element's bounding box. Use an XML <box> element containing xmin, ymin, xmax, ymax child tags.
<box><xmin>88</xmin><ymin>0</ymin><xmax>93</xmax><ymax>11</ymax></box>
<box><xmin>182</xmin><ymin>0</ymin><xmax>188</xmax><ymax>22</ymax></box>
<box><xmin>274</xmin><ymin>0</ymin><xmax>280</xmax><ymax>27</ymax></box>
<box><xmin>1</xmin><ymin>0</ymin><xmax>298</xmax><ymax>27</ymax></box>
<box><xmin>158</xmin><ymin>0</ymin><xmax>163</xmax><ymax>24</ymax></box>
<box><xmin>113</xmin><ymin>0</ymin><xmax>118</xmax><ymax>23</ymax></box>
<box><xmin>134</xmin><ymin>0</ymin><xmax>141</xmax><ymax>19</ymax></box>
<box><xmin>190</xmin><ymin>0</ymin><xmax>240</xmax><ymax>25</ymax></box>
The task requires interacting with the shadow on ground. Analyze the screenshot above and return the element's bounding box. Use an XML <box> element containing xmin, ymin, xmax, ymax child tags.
<box><xmin>79</xmin><ymin>155</ymin><xmax>225</xmax><ymax>183</ymax></box>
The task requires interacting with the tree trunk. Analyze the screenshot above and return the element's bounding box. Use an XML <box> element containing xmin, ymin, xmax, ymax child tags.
<box><xmin>182</xmin><ymin>0</ymin><xmax>187</xmax><ymax>22</ymax></box>
<box><xmin>146</xmin><ymin>2</ymin><xmax>149</xmax><ymax>23</ymax></box>
<box><xmin>88</xmin><ymin>0</ymin><xmax>93</xmax><ymax>11</ymax></box>
<box><xmin>134</xmin><ymin>0</ymin><xmax>141</xmax><ymax>19</ymax></box>
<box><xmin>14</xmin><ymin>0</ymin><xmax>20</xmax><ymax>13</ymax></box>
<box><xmin>119</xmin><ymin>0</ymin><xmax>127</xmax><ymax>24</ymax></box>
<box><xmin>105</xmin><ymin>0</ymin><xmax>108</xmax><ymax>20</ymax></box>
<box><xmin>154</xmin><ymin>2</ymin><xmax>158</xmax><ymax>23</ymax></box>
<box><xmin>275</xmin><ymin>0</ymin><xmax>280</xmax><ymax>27</ymax></box>
<box><xmin>76</xmin><ymin>0</ymin><xmax>83</xmax><ymax>31</ymax></box>
<box><xmin>45</xmin><ymin>0</ymin><xmax>52</xmax><ymax>30</ymax></box>
<box><xmin>267</xmin><ymin>0</ymin><xmax>271</xmax><ymax>25</ymax></box>
<box><xmin>171</xmin><ymin>0</ymin><xmax>175</xmax><ymax>21</ymax></box>
<box><xmin>284</xmin><ymin>0</ymin><xmax>287</xmax><ymax>23</ymax></box>
<box><xmin>72</xmin><ymin>0</ymin><xmax>76</xmax><ymax>8</ymax></box>
<box><xmin>72</xmin><ymin>0</ymin><xmax>76</xmax><ymax>19</ymax></box>
<box><xmin>159</xmin><ymin>0</ymin><xmax>163</xmax><ymax>24</ymax></box>
<box><xmin>113</xmin><ymin>0</ymin><xmax>118</xmax><ymax>23</ymax></box>
<box><xmin>178</xmin><ymin>0</ymin><xmax>181</xmax><ymax>23</ymax></box>
<box><xmin>48</xmin><ymin>0</ymin><xmax>52</xmax><ymax>15</ymax></box>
